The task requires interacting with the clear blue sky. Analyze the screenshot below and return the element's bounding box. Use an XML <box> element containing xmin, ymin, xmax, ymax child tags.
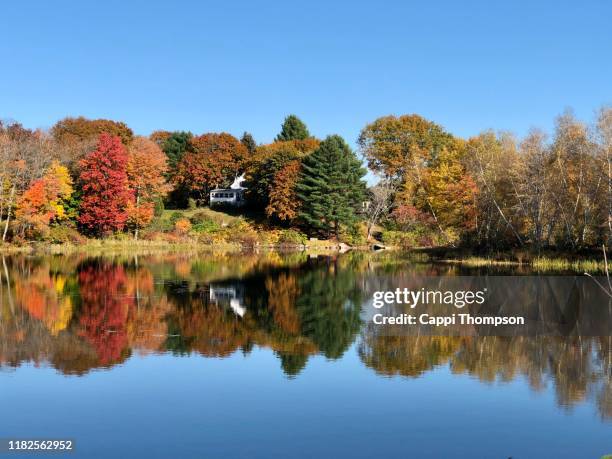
<box><xmin>1</xmin><ymin>0</ymin><xmax>611</xmax><ymax>148</ymax></box>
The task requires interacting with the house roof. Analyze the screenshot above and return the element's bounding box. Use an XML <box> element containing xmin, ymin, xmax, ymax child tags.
<box><xmin>211</xmin><ymin>188</ymin><xmax>245</xmax><ymax>192</ymax></box>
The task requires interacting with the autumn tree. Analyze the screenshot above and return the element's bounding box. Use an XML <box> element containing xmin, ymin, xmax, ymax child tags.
<box><xmin>14</xmin><ymin>161</ymin><xmax>73</xmax><ymax>239</ymax></box>
<box><xmin>364</xmin><ymin>178</ymin><xmax>396</xmax><ymax>240</ymax></box>
<box><xmin>275</xmin><ymin>115</ymin><xmax>311</xmax><ymax>141</ymax></box>
<box><xmin>296</xmin><ymin>135</ymin><xmax>366</xmax><ymax>238</ymax></box>
<box><xmin>149</xmin><ymin>130</ymin><xmax>172</xmax><ymax>147</ymax></box>
<box><xmin>126</xmin><ymin>137</ymin><xmax>171</xmax><ymax>238</ymax></box>
<box><xmin>266</xmin><ymin>160</ymin><xmax>301</xmax><ymax>222</ymax></box>
<box><xmin>358</xmin><ymin>114</ymin><xmax>454</xmax><ymax>187</ymax></box>
<box><xmin>358</xmin><ymin>115</ymin><xmax>463</xmax><ymax>243</ymax></box>
<box><xmin>78</xmin><ymin>133</ymin><xmax>132</xmax><ymax>236</ymax></box>
<box><xmin>596</xmin><ymin>106</ymin><xmax>612</xmax><ymax>239</ymax></box>
<box><xmin>517</xmin><ymin>129</ymin><xmax>554</xmax><ymax>249</ymax></box>
<box><xmin>245</xmin><ymin>141</ymin><xmax>304</xmax><ymax>209</ymax></box>
<box><xmin>50</xmin><ymin>117</ymin><xmax>133</xmax><ymax>173</ymax></box>
<box><xmin>245</xmin><ymin>138</ymin><xmax>319</xmax><ymax>215</ymax></box>
<box><xmin>420</xmin><ymin>141</ymin><xmax>477</xmax><ymax>240</ymax></box>
<box><xmin>51</xmin><ymin>116</ymin><xmax>133</xmax><ymax>146</ymax></box>
<box><xmin>173</xmin><ymin>133</ymin><xmax>247</xmax><ymax>204</ymax></box>
<box><xmin>44</xmin><ymin>161</ymin><xmax>75</xmax><ymax>220</ymax></box>
<box><xmin>14</xmin><ymin>180</ymin><xmax>51</xmax><ymax>239</ymax></box>
<box><xmin>0</xmin><ymin>123</ymin><xmax>56</xmax><ymax>241</ymax></box>
<box><xmin>549</xmin><ymin>111</ymin><xmax>602</xmax><ymax>248</ymax></box>
<box><xmin>464</xmin><ymin>131</ymin><xmax>524</xmax><ymax>247</ymax></box>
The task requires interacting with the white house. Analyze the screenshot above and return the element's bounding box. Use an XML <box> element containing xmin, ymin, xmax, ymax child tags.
<box><xmin>210</xmin><ymin>174</ymin><xmax>247</xmax><ymax>207</ymax></box>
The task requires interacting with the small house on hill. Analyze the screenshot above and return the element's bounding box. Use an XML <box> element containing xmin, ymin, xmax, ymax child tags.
<box><xmin>210</xmin><ymin>174</ymin><xmax>247</xmax><ymax>207</ymax></box>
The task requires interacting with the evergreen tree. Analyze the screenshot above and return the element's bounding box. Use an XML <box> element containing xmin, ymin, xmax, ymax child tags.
<box><xmin>296</xmin><ymin>135</ymin><xmax>366</xmax><ymax>238</ymax></box>
<box><xmin>162</xmin><ymin>131</ymin><xmax>193</xmax><ymax>171</ymax></box>
<box><xmin>162</xmin><ymin>131</ymin><xmax>193</xmax><ymax>208</ymax></box>
<box><xmin>275</xmin><ymin>115</ymin><xmax>310</xmax><ymax>141</ymax></box>
<box><xmin>240</xmin><ymin>131</ymin><xmax>257</xmax><ymax>154</ymax></box>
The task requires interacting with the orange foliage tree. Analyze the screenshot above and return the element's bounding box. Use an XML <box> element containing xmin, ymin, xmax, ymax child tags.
<box><xmin>173</xmin><ymin>133</ymin><xmax>247</xmax><ymax>203</ymax></box>
<box><xmin>126</xmin><ymin>137</ymin><xmax>170</xmax><ymax>238</ymax></box>
<box><xmin>14</xmin><ymin>161</ymin><xmax>73</xmax><ymax>239</ymax></box>
<box><xmin>51</xmin><ymin>116</ymin><xmax>133</xmax><ymax>146</ymax></box>
<box><xmin>266</xmin><ymin>160</ymin><xmax>301</xmax><ymax>222</ymax></box>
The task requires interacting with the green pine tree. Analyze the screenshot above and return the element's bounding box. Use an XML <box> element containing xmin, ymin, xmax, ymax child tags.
<box><xmin>275</xmin><ymin>115</ymin><xmax>310</xmax><ymax>141</ymax></box>
<box><xmin>240</xmin><ymin>131</ymin><xmax>257</xmax><ymax>154</ymax></box>
<box><xmin>162</xmin><ymin>131</ymin><xmax>193</xmax><ymax>170</ymax></box>
<box><xmin>296</xmin><ymin>135</ymin><xmax>367</xmax><ymax>238</ymax></box>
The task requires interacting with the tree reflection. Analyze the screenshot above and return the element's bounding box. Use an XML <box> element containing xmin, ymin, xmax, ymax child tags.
<box><xmin>358</xmin><ymin>334</ymin><xmax>611</xmax><ymax>419</ymax></box>
<box><xmin>76</xmin><ymin>261</ymin><xmax>134</xmax><ymax>366</ymax></box>
<box><xmin>0</xmin><ymin>252</ymin><xmax>609</xmax><ymax>419</ymax></box>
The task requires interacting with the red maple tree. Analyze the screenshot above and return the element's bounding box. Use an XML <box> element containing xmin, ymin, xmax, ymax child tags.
<box><xmin>78</xmin><ymin>133</ymin><xmax>133</xmax><ymax>235</ymax></box>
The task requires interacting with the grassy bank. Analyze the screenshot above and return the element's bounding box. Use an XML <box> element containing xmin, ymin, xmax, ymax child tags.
<box><xmin>437</xmin><ymin>256</ymin><xmax>607</xmax><ymax>272</ymax></box>
<box><xmin>0</xmin><ymin>207</ymin><xmax>354</xmax><ymax>255</ymax></box>
<box><xmin>416</xmin><ymin>247</ymin><xmax>610</xmax><ymax>273</ymax></box>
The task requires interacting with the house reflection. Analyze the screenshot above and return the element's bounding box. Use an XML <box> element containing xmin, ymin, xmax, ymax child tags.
<box><xmin>208</xmin><ymin>284</ymin><xmax>246</xmax><ymax>317</ymax></box>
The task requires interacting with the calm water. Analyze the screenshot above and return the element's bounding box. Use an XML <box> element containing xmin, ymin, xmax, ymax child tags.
<box><xmin>0</xmin><ymin>252</ymin><xmax>610</xmax><ymax>458</ymax></box>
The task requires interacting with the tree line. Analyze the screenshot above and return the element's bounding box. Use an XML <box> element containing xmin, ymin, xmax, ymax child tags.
<box><xmin>1</xmin><ymin>107</ymin><xmax>610</xmax><ymax>250</ymax></box>
<box><xmin>0</xmin><ymin>114</ymin><xmax>365</xmax><ymax>242</ymax></box>
<box><xmin>360</xmin><ymin>108</ymin><xmax>612</xmax><ymax>250</ymax></box>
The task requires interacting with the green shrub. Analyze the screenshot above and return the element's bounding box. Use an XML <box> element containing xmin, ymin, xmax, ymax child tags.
<box><xmin>197</xmin><ymin>232</ymin><xmax>217</xmax><ymax>244</ymax></box>
<box><xmin>192</xmin><ymin>220</ymin><xmax>220</xmax><ymax>234</ymax></box>
<box><xmin>187</xmin><ymin>198</ymin><xmax>197</xmax><ymax>210</ymax></box>
<box><xmin>382</xmin><ymin>230</ymin><xmax>416</xmax><ymax>248</ymax></box>
<box><xmin>146</xmin><ymin>217</ymin><xmax>173</xmax><ymax>233</ymax></box>
<box><xmin>153</xmin><ymin>197</ymin><xmax>165</xmax><ymax>217</ymax></box>
<box><xmin>113</xmin><ymin>232</ymin><xmax>132</xmax><ymax>241</ymax></box>
<box><xmin>224</xmin><ymin>222</ymin><xmax>259</xmax><ymax>247</ymax></box>
<box><xmin>46</xmin><ymin>225</ymin><xmax>86</xmax><ymax>244</ymax></box>
<box><xmin>340</xmin><ymin>223</ymin><xmax>367</xmax><ymax>246</ymax></box>
<box><xmin>278</xmin><ymin>229</ymin><xmax>307</xmax><ymax>245</ymax></box>
<box><xmin>382</xmin><ymin>226</ymin><xmax>444</xmax><ymax>248</ymax></box>
<box><xmin>169</xmin><ymin>211</ymin><xmax>183</xmax><ymax>224</ymax></box>
<box><xmin>189</xmin><ymin>211</ymin><xmax>213</xmax><ymax>224</ymax></box>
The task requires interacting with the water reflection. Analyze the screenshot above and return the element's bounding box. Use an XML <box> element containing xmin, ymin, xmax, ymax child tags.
<box><xmin>359</xmin><ymin>335</ymin><xmax>611</xmax><ymax>419</ymax></box>
<box><xmin>0</xmin><ymin>252</ymin><xmax>610</xmax><ymax>420</ymax></box>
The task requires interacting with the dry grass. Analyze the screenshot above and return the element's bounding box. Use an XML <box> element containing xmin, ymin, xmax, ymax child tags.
<box><xmin>439</xmin><ymin>257</ymin><xmax>522</xmax><ymax>267</ymax></box>
<box><xmin>531</xmin><ymin>257</ymin><xmax>605</xmax><ymax>273</ymax></box>
<box><xmin>436</xmin><ymin>255</ymin><xmax>606</xmax><ymax>273</ymax></box>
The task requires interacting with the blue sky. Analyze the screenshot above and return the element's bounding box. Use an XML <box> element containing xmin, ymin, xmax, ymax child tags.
<box><xmin>1</xmin><ymin>0</ymin><xmax>611</xmax><ymax>150</ymax></box>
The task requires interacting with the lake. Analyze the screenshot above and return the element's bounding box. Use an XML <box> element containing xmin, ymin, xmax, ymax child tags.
<box><xmin>0</xmin><ymin>252</ymin><xmax>610</xmax><ymax>458</ymax></box>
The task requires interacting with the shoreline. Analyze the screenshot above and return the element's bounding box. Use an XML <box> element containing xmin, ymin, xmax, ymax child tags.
<box><xmin>0</xmin><ymin>241</ymin><xmax>608</xmax><ymax>273</ymax></box>
<box><xmin>0</xmin><ymin>239</ymin><xmax>359</xmax><ymax>256</ymax></box>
